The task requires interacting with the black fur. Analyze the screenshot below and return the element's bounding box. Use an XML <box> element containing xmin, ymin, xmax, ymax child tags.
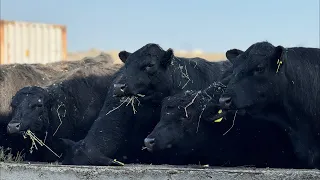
<box><xmin>114</xmin><ymin>43</ymin><xmax>233</xmax><ymax>103</ymax></box>
<box><xmin>60</xmin><ymin>43</ymin><xmax>233</xmax><ymax>166</ymax></box>
<box><xmin>0</xmin><ymin>53</ymin><xmax>114</xmax><ymax>156</ymax></box>
<box><xmin>146</xmin><ymin>82</ymin><xmax>301</xmax><ymax>168</ymax></box>
<box><xmin>221</xmin><ymin>41</ymin><xmax>320</xmax><ymax>168</ymax></box>
<box><xmin>7</xmin><ymin>64</ymin><xmax>120</xmax><ymax>162</ymax></box>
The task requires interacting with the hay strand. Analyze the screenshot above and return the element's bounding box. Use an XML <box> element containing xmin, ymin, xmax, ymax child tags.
<box><xmin>223</xmin><ymin>110</ymin><xmax>238</xmax><ymax>136</ymax></box>
<box><xmin>23</xmin><ymin>130</ymin><xmax>62</xmax><ymax>158</ymax></box>
<box><xmin>184</xmin><ymin>91</ymin><xmax>200</xmax><ymax>118</ymax></box>
<box><xmin>106</xmin><ymin>95</ymin><xmax>144</xmax><ymax>116</ymax></box>
<box><xmin>52</xmin><ymin>103</ymin><xmax>66</xmax><ymax>137</ymax></box>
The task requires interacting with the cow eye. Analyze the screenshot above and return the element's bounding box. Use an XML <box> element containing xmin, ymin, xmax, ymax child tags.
<box><xmin>253</xmin><ymin>67</ymin><xmax>265</xmax><ymax>74</ymax></box>
<box><xmin>144</xmin><ymin>64</ymin><xmax>155</xmax><ymax>71</ymax></box>
<box><xmin>32</xmin><ymin>104</ymin><xmax>43</xmax><ymax>108</ymax></box>
<box><xmin>166</xmin><ymin>105</ymin><xmax>175</xmax><ymax>109</ymax></box>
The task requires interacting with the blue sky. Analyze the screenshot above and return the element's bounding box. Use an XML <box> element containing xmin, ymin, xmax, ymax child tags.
<box><xmin>1</xmin><ymin>0</ymin><xmax>319</xmax><ymax>53</ymax></box>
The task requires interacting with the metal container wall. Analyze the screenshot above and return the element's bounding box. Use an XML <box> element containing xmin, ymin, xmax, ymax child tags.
<box><xmin>0</xmin><ymin>20</ymin><xmax>67</xmax><ymax>64</ymax></box>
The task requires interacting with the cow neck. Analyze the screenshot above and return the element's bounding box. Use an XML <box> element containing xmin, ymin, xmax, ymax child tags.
<box><xmin>276</xmin><ymin>49</ymin><xmax>292</xmax><ymax>105</ymax></box>
<box><xmin>46</xmin><ymin>88</ymin><xmax>59</xmax><ymax>138</ymax></box>
<box><xmin>169</xmin><ymin>56</ymin><xmax>192</xmax><ymax>93</ymax></box>
<box><xmin>46</xmin><ymin>84</ymin><xmax>75</xmax><ymax>138</ymax></box>
<box><xmin>273</xmin><ymin>49</ymin><xmax>288</xmax><ymax>105</ymax></box>
<box><xmin>59</xmin><ymin>86</ymin><xmax>79</xmax><ymax>137</ymax></box>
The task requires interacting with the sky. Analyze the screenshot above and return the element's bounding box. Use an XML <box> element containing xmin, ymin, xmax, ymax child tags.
<box><xmin>1</xmin><ymin>0</ymin><xmax>319</xmax><ymax>53</ymax></box>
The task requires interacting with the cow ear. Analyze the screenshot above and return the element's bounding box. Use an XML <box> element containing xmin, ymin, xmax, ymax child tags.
<box><xmin>161</xmin><ymin>48</ymin><xmax>174</xmax><ymax>67</ymax></box>
<box><xmin>201</xmin><ymin>103</ymin><xmax>218</xmax><ymax>122</ymax></box>
<box><xmin>270</xmin><ymin>45</ymin><xmax>285</xmax><ymax>70</ymax></box>
<box><xmin>226</xmin><ymin>49</ymin><xmax>244</xmax><ymax>63</ymax></box>
<box><xmin>201</xmin><ymin>103</ymin><xmax>227</xmax><ymax>124</ymax></box>
<box><xmin>59</xmin><ymin>138</ymin><xmax>76</xmax><ymax>149</ymax></box>
<box><xmin>118</xmin><ymin>51</ymin><xmax>131</xmax><ymax>63</ymax></box>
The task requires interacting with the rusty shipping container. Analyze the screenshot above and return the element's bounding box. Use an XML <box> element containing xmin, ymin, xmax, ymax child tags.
<box><xmin>0</xmin><ymin>20</ymin><xmax>67</xmax><ymax>64</ymax></box>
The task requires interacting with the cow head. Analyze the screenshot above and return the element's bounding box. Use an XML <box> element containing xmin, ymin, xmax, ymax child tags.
<box><xmin>7</xmin><ymin>86</ymin><xmax>51</xmax><ymax>135</ymax></box>
<box><xmin>60</xmin><ymin>139</ymin><xmax>119</xmax><ymax>166</ymax></box>
<box><xmin>220</xmin><ymin>41</ymin><xmax>285</xmax><ymax>114</ymax></box>
<box><xmin>144</xmin><ymin>82</ymin><xmax>230</xmax><ymax>154</ymax></box>
<box><xmin>113</xmin><ymin>43</ymin><xmax>174</xmax><ymax>102</ymax></box>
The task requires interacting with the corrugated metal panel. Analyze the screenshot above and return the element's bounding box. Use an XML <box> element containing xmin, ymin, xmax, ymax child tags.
<box><xmin>0</xmin><ymin>20</ymin><xmax>67</xmax><ymax>64</ymax></box>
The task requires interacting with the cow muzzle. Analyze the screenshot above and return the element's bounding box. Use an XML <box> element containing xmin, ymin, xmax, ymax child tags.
<box><xmin>7</xmin><ymin>122</ymin><xmax>21</xmax><ymax>134</ymax></box>
<box><xmin>219</xmin><ymin>96</ymin><xmax>232</xmax><ymax>109</ymax></box>
<box><xmin>144</xmin><ymin>137</ymin><xmax>156</xmax><ymax>152</ymax></box>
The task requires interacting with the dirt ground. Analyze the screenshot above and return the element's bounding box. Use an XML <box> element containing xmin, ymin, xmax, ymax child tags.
<box><xmin>1</xmin><ymin>162</ymin><xmax>320</xmax><ymax>180</ymax></box>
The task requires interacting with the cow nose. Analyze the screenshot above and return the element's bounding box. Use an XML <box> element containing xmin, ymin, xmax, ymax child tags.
<box><xmin>219</xmin><ymin>97</ymin><xmax>232</xmax><ymax>109</ymax></box>
<box><xmin>144</xmin><ymin>138</ymin><xmax>156</xmax><ymax>151</ymax></box>
<box><xmin>7</xmin><ymin>122</ymin><xmax>21</xmax><ymax>134</ymax></box>
<box><xmin>113</xmin><ymin>83</ymin><xmax>127</xmax><ymax>96</ymax></box>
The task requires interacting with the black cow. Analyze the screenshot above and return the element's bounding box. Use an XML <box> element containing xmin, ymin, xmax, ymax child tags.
<box><xmin>145</xmin><ymin>82</ymin><xmax>301</xmax><ymax>168</ymax></box>
<box><xmin>114</xmin><ymin>43</ymin><xmax>233</xmax><ymax>102</ymax></box>
<box><xmin>60</xmin><ymin>43</ymin><xmax>233</xmax><ymax>166</ymax></box>
<box><xmin>0</xmin><ymin>53</ymin><xmax>114</xmax><ymax>156</ymax></box>
<box><xmin>0</xmin><ymin>53</ymin><xmax>114</xmax><ymax>124</ymax></box>
<box><xmin>6</xmin><ymin>63</ymin><xmax>120</xmax><ymax>162</ymax></box>
<box><xmin>219</xmin><ymin>41</ymin><xmax>320</xmax><ymax>168</ymax></box>
<box><xmin>60</xmin><ymin>68</ymin><xmax>149</xmax><ymax>165</ymax></box>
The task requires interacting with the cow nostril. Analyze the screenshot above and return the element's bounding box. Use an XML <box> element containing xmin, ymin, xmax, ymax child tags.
<box><xmin>113</xmin><ymin>83</ymin><xmax>128</xmax><ymax>96</ymax></box>
<box><xmin>144</xmin><ymin>138</ymin><xmax>156</xmax><ymax>150</ymax></box>
<box><xmin>114</xmin><ymin>83</ymin><xmax>126</xmax><ymax>91</ymax></box>
<box><xmin>225</xmin><ymin>98</ymin><xmax>231</xmax><ymax>105</ymax></box>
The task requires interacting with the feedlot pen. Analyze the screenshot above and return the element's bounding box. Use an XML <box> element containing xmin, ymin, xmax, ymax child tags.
<box><xmin>1</xmin><ymin>162</ymin><xmax>320</xmax><ymax>180</ymax></box>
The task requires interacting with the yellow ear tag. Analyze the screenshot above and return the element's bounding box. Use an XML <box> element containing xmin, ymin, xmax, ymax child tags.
<box><xmin>276</xmin><ymin>59</ymin><xmax>283</xmax><ymax>73</ymax></box>
<box><xmin>214</xmin><ymin>109</ymin><xmax>223</xmax><ymax>123</ymax></box>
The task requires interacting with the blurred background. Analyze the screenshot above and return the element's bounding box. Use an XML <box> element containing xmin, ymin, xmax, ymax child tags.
<box><xmin>0</xmin><ymin>0</ymin><xmax>319</xmax><ymax>65</ymax></box>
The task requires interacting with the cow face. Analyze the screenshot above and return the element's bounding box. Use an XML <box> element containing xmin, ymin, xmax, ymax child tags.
<box><xmin>7</xmin><ymin>86</ymin><xmax>50</xmax><ymax>134</ymax></box>
<box><xmin>220</xmin><ymin>42</ymin><xmax>285</xmax><ymax>114</ymax></box>
<box><xmin>114</xmin><ymin>43</ymin><xmax>174</xmax><ymax>102</ymax></box>
<box><xmin>144</xmin><ymin>87</ymin><xmax>225</xmax><ymax>154</ymax></box>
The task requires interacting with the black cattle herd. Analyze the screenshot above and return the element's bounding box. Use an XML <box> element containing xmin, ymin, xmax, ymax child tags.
<box><xmin>1</xmin><ymin>41</ymin><xmax>320</xmax><ymax>169</ymax></box>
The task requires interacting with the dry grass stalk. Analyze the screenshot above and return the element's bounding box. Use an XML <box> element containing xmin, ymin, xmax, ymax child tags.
<box><xmin>23</xmin><ymin>130</ymin><xmax>62</xmax><ymax>158</ymax></box>
<box><xmin>196</xmin><ymin>105</ymin><xmax>206</xmax><ymax>133</ymax></box>
<box><xmin>184</xmin><ymin>91</ymin><xmax>200</xmax><ymax>118</ymax></box>
<box><xmin>223</xmin><ymin>110</ymin><xmax>238</xmax><ymax>136</ymax></box>
<box><xmin>113</xmin><ymin>159</ymin><xmax>125</xmax><ymax>166</ymax></box>
<box><xmin>180</xmin><ymin>65</ymin><xmax>191</xmax><ymax>89</ymax></box>
<box><xmin>0</xmin><ymin>146</ymin><xmax>24</xmax><ymax>162</ymax></box>
<box><xmin>106</xmin><ymin>94</ymin><xmax>145</xmax><ymax>116</ymax></box>
<box><xmin>52</xmin><ymin>103</ymin><xmax>66</xmax><ymax>137</ymax></box>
